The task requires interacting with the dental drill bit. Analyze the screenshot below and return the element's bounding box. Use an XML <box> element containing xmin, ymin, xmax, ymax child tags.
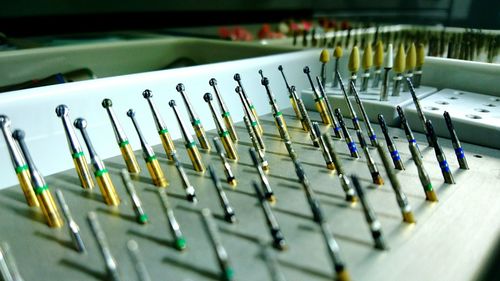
<box><xmin>213</xmin><ymin>137</ymin><xmax>237</xmax><ymax>186</ymax></box>
<box><xmin>334</xmin><ymin>109</ymin><xmax>359</xmax><ymax>158</ymax></box>
<box><xmin>371</xmin><ymin>40</ymin><xmax>384</xmax><ymax>88</ymax></box>
<box><xmin>87</xmin><ymin>212</ymin><xmax>121</xmax><ymax>281</ymax></box>
<box><xmin>208</xmin><ymin>165</ymin><xmax>236</xmax><ymax>223</ymax></box>
<box><xmin>127</xmin><ymin>109</ymin><xmax>168</xmax><ymax>188</ymax></box>
<box><xmin>323</xmin><ymin>134</ymin><xmax>357</xmax><ymax>202</ymax></box>
<box><xmin>209</xmin><ymin>78</ymin><xmax>239</xmax><ymax>142</ymax></box>
<box><xmin>350</xmin><ymin>175</ymin><xmax>387</xmax><ymax>250</ymax></box>
<box><xmin>55</xmin><ymin>189</ymin><xmax>86</xmax><ymax>252</ymax></box>
<box><xmin>408</xmin><ymin>141</ymin><xmax>438</xmax><ymax>202</ymax></box>
<box><xmin>278</xmin><ymin>65</ymin><xmax>302</xmax><ymax>122</ymax></box>
<box><xmin>176</xmin><ymin>83</ymin><xmax>210</xmax><ymax>150</ymax></box>
<box><xmin>101</xmin><ymin>99</ymin><xmax>141</xmax><ymax>175</ymax></box>
<box><xmin>380</xmin><ymin>43</ymin><xmax>393</xmax><ymax>101</ymax></box>
<box><xmin>396</xmin><ymin>106</ymin><xmax>422</xmax><ymax>159</ymax></box>
<box><xmin>234</xmin><ymin>73</ymin><xmax>264</xmax><ymax>135</ymax></box>
<box><xmin>289</xmin><ymin>85</ymin><xmax>308</xmax><ymax>131</ymax></box>
<box><xmin>319</xmin><ymin>48</ymin><xmax>330</xmax><ymax>87</ymax></box>
<box><xmin>378</xmin><ymin>114</ymin><xmax>405</xmax><ymax>170</ymax></box>
<box><xmin>249</xmin><ymin>148</ymin><xmax>276</xmax><ymax>203</ymax></box>
<box><xmin>407</xmin><ymin>78</ymin><xmax>433</xmax><ymax>146</ymax></box>
<box><xmin>252</xmin><ymin>181</ymin><xmax>287</xmax><ymax>251</ymax></box>
<box><xmin>74</xmin><ymin>118</ymin><xmax>120</xmax><ymax>206</ymax></box>
<box><xmin>243</xmin><ymin>115</ymin><xmax>269</xmax><ymax>171</ymax></box>
<box><xmin>235</xmin><ymin>85</ymin><xmax>264</xmax><ymax>139</ymax></box>
<box><xmin>0</xmin><ymin>242</ymin><xmax>23</xmax><ymax>281</ymax></box>
<box><xmin>13</xmin><ymin>130</ymin><xmax>63</xmax><ymax>228</ymax></box>
<box><xmin>120</xmin><ymin>169</ymin><xmax>149</xmax><ymax>224</ymax></box>
<box><xmin>293</xmin><ymin>159</ymin><xmax>324</xmax><ymax>223</ymax></box>
<box><xmin>0</xmin><ymin>245</ymin><xmax>13</xmax><ymax>281</ymax></box>
<box><xmin>332</xmin><ymin>44</ymin><xmax>343</xmax><ymax>88</ymax></box>
<box><xmin>347</xmin><ymin>46</ymin><xmax>360</xmax><ymax>95</ymax></box>
<box><xmin>357</xmin><ymin>131</ymin><xmax>384</xmax><ymax>185</ymax></box>
<box><xmin>158</xmin><ymin>189</ymin><xmax>187</xmax><ymax>251</ymax></box>
<box><xmin>260</xmin><ymin>76</ymin><xmax>290</xmax><ymax>137</ymax></box>
<box><xmin>350</xmin><ymin>81</ymin><xmax>378</xmax><ymax>146</ymax></box>
<box><xmin>375</xmin><ymin>143</ymin><xmax>415</xmax><ymax>223</ymax></box>
<box><xmin>0</xmin><ymin>116</ymin><xmax>38</xmax><ymax>207</ymax></box>
<box><xmin>414</xmin><ymin>43</ymin><xmax>425</xmax><ymax>88</ymax></box>
<box><xmin>142</xmin><ymin>90</ymin><xmax>177</xmax><ymax>160</ymax></box>
<box><xmin>360</xmin><ymin>43</ymin><xmax>373</xmax><ymax>92</ymax></box>
<box><xmin>303</xmin><ymin>66</ymin><xmax>332</xmax><ymax>125</ymax></box>
<box><xmin>200</xmin><ymin>208</ymin><xmax>235</xmax><ymax>281</ymax></box>
<box><xmin>169</xmin><ymin>100</ymin><xmax>205</xmax><ymax>172</ymax></box>
<box><xmin>204</xmin><ymin>92</ymin><xmax>238</xmax><ymax>160</ymax></box>
<box><xmin>170</xmin><ymin>151</ymin><xmax>197</xmax><ymax>202</ymax></box>
<box><xmin>312</xmin><ymin>122</ymin><xmax>335</xmax><ymax>170</ymax></box>
<box><xmin>392</xmin><ymin>43</ymin><xmax>406</xmax><ymax>97</ymax></box>
<box><xmin>316</xmin><ymin>77</ymin><xmax>343</xmax><ymax>139</ymax></box>
<box><xmin>295</xmin><ymin>92</ymin><xmax>321</xmax><ymax>147</ymax></box>
<box><xmin>444</xmin><ymin>111</ymin><xmax>469</xmax><ymax>170</ymax></box>
<box><xmin>426</xmin><ymin>120</ymin><xmax>455</xmax><ymax>184</ymax></box>
<box><xmin>320</xmin><ymin>219</ymin><xmax>351</xmax><ymax>281</ymax></box>
<box><xmin>126</xmin><ymin>240</ymin><xmax>152</xmax><ymax>281</ymax></box>
<box><xmin>260</xmin><ymin>242</ymin><xmax>287</xmax><ymax>281</ymax></box>
<box><xmin>55</xmin><ymin>105</ymin><xmax>94</xmax><ymax>190</ymax></box>
<box><xmin>403</xmin><ymin>43</ymin><xmax>417</xmax><ymax>92</ymax></box>
<box><xmin>336</xmin><ymin>72</ymin><xmax>362</xmax><ymax>132</ymax></box>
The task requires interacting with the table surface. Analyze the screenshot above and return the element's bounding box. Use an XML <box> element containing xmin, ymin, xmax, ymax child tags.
<box><xmin>1</xmin><ymin>108</ymin><xmax>499</xmax><ymax>281</ymax></box>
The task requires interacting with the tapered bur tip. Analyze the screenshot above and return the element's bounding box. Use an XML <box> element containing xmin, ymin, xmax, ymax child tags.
<box><xmin>384</xmin><ymin>44</ymin><xmax>394</xmax><ymax>68</ymax></box>
<box><xmin>374</xmin><ymin>41</ymin><xmax>384</xmax><ymax>67</ymax></box>
<box><xmin>362</xmin><ymin>44</ymin><xmax>373</xmax><ymax>70</ymax></box>
<box><xmin>406</xmin><ymin>43</ymin><xmax>417</xmax><ymax>70</ymax></box>
<box><xmin>319</xmin><ymin>49</ymin><xmax>330</xmax><ymax>63</ymax></box>
<box><xmin>348</xmin><ymin>46</ymin><xmax>360</xmax><ymax>72</ymax></box>
<box><xmin>394</xmin><ymin>44</ymin><xmax>406</xmax><ymax>73</ymax></box>
<box><xmin>333</xmin><ymin>45</ymin><xmax>343</xmax><ymax>59</ymax></box>
<box><xmin>416</xmin><ymin>43</ymin><xmax>425</xmax><ymax>66</ymax></box>
<box><xmin>101</xmin><ymin>98</ymin><xmax>112</xmax><ymax>108</ymax></box>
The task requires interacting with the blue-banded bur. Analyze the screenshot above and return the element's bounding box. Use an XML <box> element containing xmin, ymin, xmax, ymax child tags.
<box><xmin>425</xmin><ymin>120</ymin><xmax>455</xmax><ymax>184</ymax></box>
<box><xmin>378</xmin><ymin>114</ymin><xmax>405</xmax><ymax>170</ymax></box>
<box><xmin>396</xmin><ymin>106</ymin><xmax>422</xmax><ymax>159</ymax></box>
<box><xmin>444</xmin><ymin>111</ymin><xmax>469</xmax><ymax>170</ymax></box>
<box><xmin>334</xmin><ymin>108</ymin><xmax>360</xmax><ymax>158</ymax></box>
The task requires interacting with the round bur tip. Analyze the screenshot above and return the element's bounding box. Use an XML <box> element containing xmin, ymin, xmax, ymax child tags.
<box><xmin>406</xmin><ymin>43</ymin><xmax>417</xmax><ymax>70</ymax></box>
<box><xmin>55</xmin><ymin>104</ymin><xmax>69</xmax><ymax>117</ymax></box>
<box><xmin>290</xmin><ymin>85</ymin><xmax>296</xmax><ymax>91</ymax></box>
<box><xmin>208</xmin><ymin>78</ymin><xmax>217</xmax><ymax>86</ymax></box>
<box><xmin>348</xmin><ymin>46</ymin><xmax>360</xmax><ymax>72</ymax></box>
<box><xmin>101</xmin><ymin>99</ymin><xmax>112</xmax><ymax>108</ymax></box>
<box><xmin>233</xmin><ymin>73</ymin><xmax>241</xmax><ymax>81</ymax></box>
<box><xmin>334</xmin><ymin>46</ymin><xmax>343</xmax><ymax>59</ymax></box>
<box><xmin>74</xmin><ymin>118</ymin><xmax>87</xmax><ymax>129</ymax></box>
<box><xmin>362</xmin><ymin>44</ymin><xmax>373</xmax><ymax>69</ymax></box>
<box><xmin>168</xmin><ymin>100</ymin><xmax>176</xmax><ymax>107</ymax></box>
<box><xmin>235</xmin><ymin>86</ymin><xmax>241</xmax><ymax>93</ymax></box>
<box><xmin>142</xmin><ymin>89</ymin><xmax>153</xmax><ymax>98</ymax></box>
<box><xmin>417</xmin><ymin>43</ymin><xmax>425</xmax><ymax>66</ymax></box>
<box><xmin>258</xmin><ymin>69</ymin><xmax>263</xmax><ymax>75</ymax></box>
<box><xmin>374</xmin><ymin>41</ymin><xmax>384</xmax><ymax>67</ymax></box>
<box><xmin>261</xmin><ymin>77</ymin><xmax>269</xmax><ymax>86</ymax></box>
<box><xmin>319</xmin><ymin>49</ymin><xmax>330</xmax><ymax>63</ymax></box>
<box><xmin>175</xmin><ymin>83</ymin><xmax>185</xmax><ymax>92</ymax></box>
<box><xmin>12</xmin><ymin>129</ymin><xmax>25</xmax><ymax>140</ymax></box>
<box><xmin>126</xmin><ymin>109</ymin><xmax>135</xmax><ymax>117</ymax></box>
<box><xmin>203</xmin><ymin>93</ymin><xmax>212</xmax><ymax>102</ymax></box>
<box><xmin>303</xmin><ymin>66</ymin><xmax>310</xmax><ymax>73</ymax></box>
<box><xmin>0</xmin><ymin>115</ymin><xmax>11</xmax><ymax>126</ymax></box>
<box><xmin>278</xmin><ymin>65</ymin><xmax>283</xmax><ymax>71</ymax></box>
<box><xmin>394</xmin><ymin>44</ymin><xmax>406</xmax><ymax>73</ymax></box>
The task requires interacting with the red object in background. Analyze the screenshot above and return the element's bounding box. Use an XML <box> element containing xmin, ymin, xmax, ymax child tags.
<box><xmin>258</xmin><ymin>23</ymin><xmax>286</xmax><ymax>39</ymax></box>
<box><xmin>341</xmin><ymin>20</ymin><xmax>351</xmax><ymax>30</ymax></box>
<box><xmin>218</xmin><ymin>26</ymin><xmax>253</xmax><ymax>41</ymax></box>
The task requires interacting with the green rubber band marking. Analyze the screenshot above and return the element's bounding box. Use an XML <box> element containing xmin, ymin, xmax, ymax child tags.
<box><xmin>185</xmin><ymin>142</ymin><xmax>196</xmax><ymax>149</ymax></box>
<box><xmin>95</xmin><ymin>169</ymin><xmax>108</xmax><ymax>177</ymax></box>
<box><xmin>222</xmin><ymin>112</ymin><xmax>231</xmax><ymax>118</ymax></box>
<box><xmin>314</xmin><ymin>96</ymin><xmax>324</xmax><ymax>102</ymax></box>
<box><xmin>425</xmin><ymin>183</ymin><xmax>434</xmax><ymax>192</ymax></box>
<box><xmin>138</xmin><ymin>214</ymin><xmax>149</xmax><ymax>224</ymax></box>
<box><xmin>119</xmin><ymin>140</ymin><xmax>129</xmax><ymax>148</ymax></box>
<box><xmin>192</xmin><ymin>119</ymin><xmax>201</xmax><ymax>126</ymax></box>
<box><xmin>146</xmin><ymin>155</ymin><xmax>157</xmax><ymax>163</ymax></box>
<box><xmin>219</xmin><ymin>131</ymin><xmax>230</xmax><ymax>137</ymax></box>
<box><xmin>251</xmin><ymin>121</ymin><xmax>258</xmax><ymax>127</ymax></box>
<box><xmin>34</xmin><ymin>185</ymin><xmax>48</xmax><ymax>195</ymax></box>
<box><xmin>176</xmin><ymin>237</ymin><xmax>187</xmax><ymax>250</ymax></box>
<box><xmin>249</xmin><ymin>105</ymin><xmax>255</xmax><ymax>110</ymax></box>
<box><xmin>72</xmin><ymin>151</ymin><xmax>84</xmax><ymax>159</ymax></box>
<box><xmin>275</xmin><ymin>111</ymin><xmax>283</xmax><ymax>117</ymax></box>
<box><xmin>15</xmin><ymin>165</ymin><xmax>28</xmax><ymax>174</ymax></box>
<box><xmin>158</xmin><ymin>129</ymin><xmax>168</xmax><ymax>134</ymax></box>
<box><xmin>225</xmin><ymin>268</ymin><xmax>235</xmax><ymax>280</ymax></box>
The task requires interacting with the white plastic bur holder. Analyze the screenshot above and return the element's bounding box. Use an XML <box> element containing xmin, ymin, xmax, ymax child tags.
<box><xmin>301</xmin><ymin>82</ymin><xmax>437</xmax><ymax>126</ymax></box>
<box><xmin>404</xmin><ymin>88</ymin><xmax>500</xmax><ymax>149</ymax></box>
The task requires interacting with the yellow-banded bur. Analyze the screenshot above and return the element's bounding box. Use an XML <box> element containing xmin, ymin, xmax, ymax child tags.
<box><xmin>204</xmin><ymin>93</ymin><xmax>238</xmax><ymax>160</ymax></box>
<box><xmin>209</xmin><ymin>78</ymin><xmax>239</xmax><ymax>142</ymax></box>
<box><xmin>176</xmin><ymin>84</ymin><xmax>210</xmax><ymax>150</ymax></box>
